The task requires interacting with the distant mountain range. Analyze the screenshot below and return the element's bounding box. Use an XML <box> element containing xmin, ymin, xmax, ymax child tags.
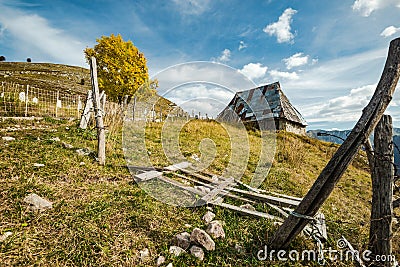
<box><xmin>307</xmin><ymin>129</ymin><xmax>400</xmax><ymax>174</ymax></box>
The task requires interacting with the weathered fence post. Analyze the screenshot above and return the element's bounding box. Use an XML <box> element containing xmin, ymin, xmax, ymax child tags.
<box><xmin>269</xmin><ymin>37</ymin><xmax>400</xmax><ymax>249</ymax></box>
<box><xmin>369</xmin><ymin>115</ymin><xmax>394</xmax><ymax>267</ymax></box>
<box><xmin>89</xmin><ymin>57</ymin><xmax>106</xmax><ymax>165</ymax></box>
<box><xmin>55</xmin><ymin>90</ymin><xmax>60</xmax><ymax>117</ymax></box>
<box><xmin>24</xmin><ymin>85</ymin><xmax>29</xmax><ymax>117</ymax></box>
<box><xmin>79</xmin><ymin>90</ymin><xmax>93</xmax><ymax>129</ymax></box>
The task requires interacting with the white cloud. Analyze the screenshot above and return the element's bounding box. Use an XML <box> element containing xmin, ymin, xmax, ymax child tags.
<box><xmin>218</xmin><ymin>49</ymin><xmax>231</xmax><ymax>62</ymax></box>
<box><xmin>380</xmin><ymin>25</ymin><xmax>400</xmax><ymax>37</ymax></box>
<box><xmin>269</xmin><ymin>70</ymin><xmax>299</xmax><ymax>81</ymax></box>
<box><xmin>283</xmin><ymin>52</ymin><xmax>309</xmax><ymax>69</ymax></box>
<box><xmin>172</xmin><ymin>0</ymin><xmax>211</xmax><ymax>15</ymax></box>
<box><xmin>263</xmin><ymin>8</ymin><xmax>297</xmax><ymax>44</ymax></box>
<box><xmin>0</xmin><ymin>4</ymin><xmax>85</xmax><ymax>66</ymax></box>
<box><xmin>239</xmin><ymin>63</ymin><xmax>268</xmax><ymax>80</ymax></box>
<box><xmin>308</xmin><ymin>84</ymin><xmax>376</xmax><ymax>122</ymax></box>
<box><xmin>352</xmin><ymin>0</ymin><xmax>400</xmax><ymax>17</ymax></box>
<box><xmin>238</xmin><ymin>40</ymin><xmax>247</xmax><ymax>51</ymax></box>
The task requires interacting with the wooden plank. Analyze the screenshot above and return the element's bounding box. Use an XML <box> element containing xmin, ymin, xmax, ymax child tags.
<box><xmin>134</xmin><ymin>170</ymin><xmax>162</xmax><ymax>182</ymax></box>
<box><xmin>157</xmin><ymin>176</ymin><xmax>205</xmax><ymax>197</ymax></box>
<box><xmin>179</xmin><ymin>168</ymin><xmax>300</xmax><ymax>207</ymax></box>
<box><xmin>164</xmin><ymin>161</ymin><xmax>192</xmax><ymax>171</ymax></box>
<box><xmin>196</xmin><ymin>178</ymin><xmax>235</xmax><ymax>205</ymax></box>
<box><xmin>270</xmin><ymin>38</ymin><xmax>400</xmax><ymax>249</ymax></box>
<box><xmin>369</xmin><ymin>115</ymin><xmax>394</xmax><ymax>267</ymax></box>
<box><xmin>212</xmin><ymin>202</ymin><xmax>284</xmax><ymax>222</ymax></box>
<box><xmin>170</xmin><ymin>172</ymin><xmax>257</xmax><ymax>204</ymax></box>
<box><xmin>90</xmin><ymin>57</ymin><xmax>106</xmax><ymax>165</ymax></box>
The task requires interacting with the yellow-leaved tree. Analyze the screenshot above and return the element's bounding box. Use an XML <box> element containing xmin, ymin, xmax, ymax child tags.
<box><xmin>84</xmin><ymin>34</ymin><xmax>156</xmax><ymax>103</ymax></box>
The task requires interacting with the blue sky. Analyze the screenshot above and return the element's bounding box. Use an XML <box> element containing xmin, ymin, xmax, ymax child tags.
<box><xmin>1</xmin><ymin>0</ymin><xmax>400</xmax><ymax>129</ymax></box>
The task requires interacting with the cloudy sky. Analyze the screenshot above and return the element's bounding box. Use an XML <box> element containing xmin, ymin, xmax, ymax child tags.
<box><xmin>1</xmin><ymin>0</ymin><xmax>400</xmax><ymax>129</ymax></box>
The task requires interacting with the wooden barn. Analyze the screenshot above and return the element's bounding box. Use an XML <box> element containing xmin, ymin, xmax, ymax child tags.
<box><xmin>217</xmin><ymin>82</ymin><xmax>307</xmax><ymax>135</ymax></box>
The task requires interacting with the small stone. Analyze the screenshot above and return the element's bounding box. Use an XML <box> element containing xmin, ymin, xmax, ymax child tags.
<box><xmin>172</xmin><ymin>232</ymin><xmax>191</xmax><ymax>250</ymax></box>
<box><xmin>37</xmin><ymin>137</ymin><xmax>40</xmax><ymax>141</ymax></box>
<box><xmin>169</xmin><ymin>245</ymin><xmax>186</xmax><ymax>256</ymax></box>
<box><xmin>156</xmin><ymin>255</ymin><xmax>165</xmax><ymax>266</ymax></box>
<box><xmin>139</xmin><ymin>248</ymin><xmax>150</xmax><ymax>261</ymax></box>
<box><xmin>50</xmin><ymin>137</ymin><xmax>60</xmax><ymax>142</ymax></box>
<box><xmin>0</xmin><ymin>231</ymin><xmax>12</xmax><ymax>242</ymax></box>
<box><xmin>33</xmin><ymin>163</ymin><xmax>45</xmax><ymax>167</ymax></box>
<box><xmin>202</xmin><ymin>211</ymin><xmax>215</xmax><ymax>223</ymax></box>
<box><xmin>240</xmin><ymin>204</ymin><xmax>256</xmax><ymax>211</ymax></box>
<box><xmin>76</xmin><ymin>148</ymin><xmax>90</xmax><ymax>156</ymax></box>
<box><xmin>190</xmin><ymin>228</ymin><xmax>215</xmax><ymax>251</ymax></box>
<box><xmin>79</xmin><ymin>162</ymin><xmax>85</xmax><ymax>166</ymax></box>
<box><xmin>2</xmin><ymin>136</ymin><xmax>15</xmax><ymax>141</ymax></box>
<box><xmin>23</xmin><ymin>193</ymin><xmax>52</xmax><ymax>211</ymax></box>
<box><xmin>62</xmin><ymin>142</ymin><xmax>74</xmax><ymax>149</ymax></box>
<box><xmin>206</xmin><ymin>206</ymin><xmax>213</xmax><ymax>211</ymax></box>
<box><xmin>184</xmin><ymin>224</ymin><xmax>192</xmax><ymax>228</ymax></box>
<box><xmin>206</xmin><ymin>220</ymin><xmax>225</xmax><ymax>239</ymax></box>
<box><xmin>166</xmin><ymin>263</ymin><xmax>173</xmax><ymax>267</ymax></box>
<box><xmin>190</xmin><ymin>245</ymin><xmax>204</xmax><ymax>261</ymax></box>
<box><xmin>235</xmin><ymin>243</ymin><xmax>244</xmax><ymax>253</ymax></box>
<box><xmin>65</xmin><ymin>127</ymin><xmax>70</xmax><ymax>130</ymax></box>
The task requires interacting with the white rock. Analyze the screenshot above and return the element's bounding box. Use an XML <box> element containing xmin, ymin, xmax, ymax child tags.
<box><xmin>172</xmin><ymin>232</ymin><xmax>191</xmax><ymax>250</ymax></box>
<box><xmin>62</xmin><ymin>142</ymin><xmax>74</xmax><ymax>149</ymax></box>
<box><xmin>184</xmin><ymin>223</ymin><xmax>192</xmax><ymax>228</ymax></box>
<box><xmin>190</xmin><ymin>245</ymin><xmax>204</xmax><ymax>261</ymax></box>
<box><xmin>156</xmin><ymin>255</ymin><xmax>165</xmax><ymax>266</ymax></box>
<box><xmin>79</xmin><ymin>162</ymin><xmax>85</xmax><ymax>166</ymax></box>
<box><xmin>2</xmin><ymin>136</ymin><xmax>15</xmax><ymax>141</ymax></box>
<box><xmin>76</xmin><ymin>148</ymin><xmax>90</xmax><ymax>156</ymax></box>
<box><xmin>235</xmin><ymin>243</ymin><xmax>244</xmax><ymax>253</ymax></box>
<box><xmin>190</xmin><ymin>228</ymin><xmax>215</xmax><ymax>251</ymax></box>
<box><xmin>169</xmin><ymin>245</ymin><xmax>186</xmax><ymax>256</ymax></box>
<box><xmin>50</xmin><ymin>137</ymin><xmax>60</xmax><ymax>142</ymax></box>
<box><xmin>33</xmin><ymin>163</ymin><xmax>45</xmax><ymax>167</ymax></box>
<box><xmin>139</xmin><ymin>248</ymin><xmax>150</xmax><ymax>261</ymax></box>
<box><xmin>166</xmin><ymin>263</ymin><xmax>173</xmax><ymax>267</ymax></box>
<box><xmin>0</xmin><ymin>231</ymin><xmax>12</xmax><ymax>242</ymax></box>
<box><xmin>23</xmin><ymin>193</ymin><xmax>52</xmax><ymax>211</ymax></box>
<box><xmin>206</xmin><ymin>220</ymin><xmax>225</xmax><ymax>239</ymax></box>
<box><xmin>202</xmin><ymin>211</ymin><xmax>215</xmax><ymax>223</ymax></box>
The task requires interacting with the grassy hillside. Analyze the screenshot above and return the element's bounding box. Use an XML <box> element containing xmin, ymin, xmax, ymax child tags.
<box><xmin>0</xmin><ymin>117</ymin><xmax>393</xmax><ymax>267</ymax></box>
<box><xmin>0</xmin><ymin>62</ymin><xmax>91</xmax><ymax>94</ymax></box>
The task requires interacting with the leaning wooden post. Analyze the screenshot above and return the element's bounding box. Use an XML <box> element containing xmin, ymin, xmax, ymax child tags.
<box><xmin>79</xmin><ymin>90</ymin><xmax>93</xmax><ymax>129</ymax></box>
<box><xmin>269</xmin><ymin>37</ymin><xmax>400</xmax><ymax>249</ymax></box>
<box><xmin>369</xmin><ymin>115</ymin><xmax>394</xmax><ymax>267</ymax></box>
<box><xmin>89</xmin><ymin>57</ymin><xmax>106</xmax><ymax>165</ymax></box>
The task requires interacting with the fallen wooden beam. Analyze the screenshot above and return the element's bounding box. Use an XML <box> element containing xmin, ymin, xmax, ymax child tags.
<box><xmin>170</xmin><ymin>172</ymin><xmax>256</xmax><ymax>204</ymax></box>
<box><xmin>196</xmin><ymin>178</ymin><xmax>235</xmax><ymax>205</ymax></box>
<box><xmin>134</xmin><ymin>170</ymin><xmax>162</xmax><ymax>182</ymax></box>
<box><xmin>178</xmin><ymin>169</ymin><xmax>300</xmax><ymax>207</ymax></box>
<box><xmin>164</xmin><ymin>161</ymin><xmax>191</xmax><ymax>171</ymax></box>
<box><xmin>212</xmin><ymin>202</ymin><xmax>284</xmax><ymax>222</ymax></box>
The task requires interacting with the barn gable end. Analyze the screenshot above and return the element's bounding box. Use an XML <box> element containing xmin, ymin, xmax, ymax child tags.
<box><xmin>217</xmin><ymin>82</ymin><xmax>307</xmax><ymax>135</ymax></box>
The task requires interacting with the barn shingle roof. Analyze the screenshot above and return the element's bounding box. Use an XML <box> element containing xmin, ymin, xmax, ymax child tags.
<box><xmin>217</xmin><ymin>82</ymin><xmax>307</xmax><ymax>127</ymax></box>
